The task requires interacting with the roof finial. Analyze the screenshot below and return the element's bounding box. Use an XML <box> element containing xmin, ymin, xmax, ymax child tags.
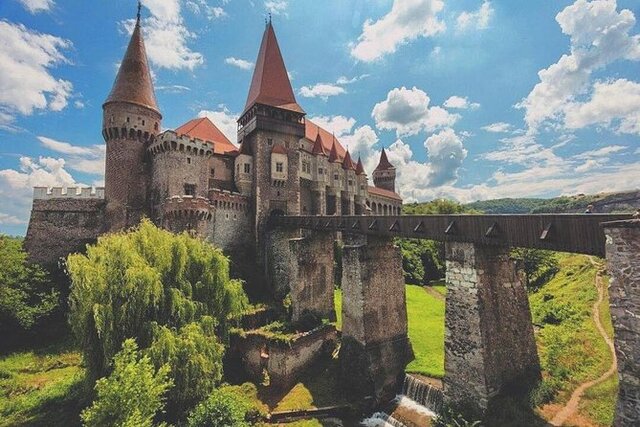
<box><xmin>136</xmin><ymin>0</ymin><xmax>142</xmax><ymax>24</ymax></box>
<box><xmin>269</xmin><ymin>12</ymin><xmax>272</xmax><ymax>24</ymax></box>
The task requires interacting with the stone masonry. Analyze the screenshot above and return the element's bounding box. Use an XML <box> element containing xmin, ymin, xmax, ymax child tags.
<box><xmin>603</xmin><ymin>220</ymin><xmax>640</xmax><ymax>426</ymax></box>
<box><xmin>444</xmin><ymin>242</ymin><xmax>540</xmax><ymax>415</ymax></box>
<box><xmin>340</xmin><ymin>235</ymin><xmax>413</xmax><ymax>403</ymax></box>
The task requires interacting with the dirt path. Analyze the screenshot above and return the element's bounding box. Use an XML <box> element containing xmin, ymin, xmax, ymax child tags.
<box><xmin>550</xmin><ymin>257</ymin><xmax>617</xmax><ymax>426</ymax></box>
<box><xmin>423</xmin><ymin>286</ymin><xmax>445</xmax><ymax>301</ymax></box>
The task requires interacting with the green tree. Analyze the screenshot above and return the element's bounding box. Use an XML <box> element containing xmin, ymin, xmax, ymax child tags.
<box><xmin>0</xmin><ymin>235</ymin><xmax>59</xmax><ymax>342</ymax></box>
<box><xmin>511</xmin><ymin>248</ymin><xmax>560</xmax><ymax>291</ymax></box>
<box><xmin>67</xmin><ymin>220</ymin><xmax>248</xmax><ymax>413</ymax></box>
<box><xmin>187</xmin><ymin>384</ymin><xmax>265</xmax><ymax>427</ymax></box>
<box><xmin>81</xmin><ymin>339</ymin><xmax>173</xmax><ymax>427</ymax></box>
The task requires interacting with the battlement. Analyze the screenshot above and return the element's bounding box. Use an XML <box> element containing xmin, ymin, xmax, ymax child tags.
<box><xmin>148</xmin><ymin>130</ymin><xmax>215</xmax><ymax>157</ymax></box>
<box><xmin>162</xmin><ymin>195</ymin><xmax>213</xmax><ymax>221</ymax></box>
<box><xmin>209</xmin><ymin>189</ymin><xmax>251</xmax><ymax>211</ymax></box>
<box><xmin>33</xmin><ymin>187</ymin><xmax>105</xmax><ymax>200</ymax></box>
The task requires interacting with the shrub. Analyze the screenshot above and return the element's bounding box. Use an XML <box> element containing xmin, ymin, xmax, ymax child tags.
<box><xmin>81</xmin><ymin>339</ymin><xmax>172</xmax><ymax>427</ymax></box>
<box><xmin>187</xmin><ymin>384</ymin><xmax>265</xmax><ymax>427</ymax></box>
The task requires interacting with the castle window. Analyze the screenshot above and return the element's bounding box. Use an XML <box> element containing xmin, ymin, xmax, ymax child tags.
<box><xmin>267</xmin><ymin>138</ymin><xmax>273</xmax><ymax>146</ymax></box>
<box><xmin>184</xmin><ymin>184</ymin><xmax>196</xmax><ymax>196</ymax></box>
<box><xmin>142</xmin><ymin>120</ymin><xmax>145</xmax><ymax>126</ymax></box>
<box><xmin>348</xmin><ymin>180</ymin><xmax>353</xmax><ymax>186</ymax></box>
<box><xmin>360</xmin><ymin>185</ymin><xmax>365</xmax><ymax>190</ymax></box>
<box><xmin>211</xmin><ymin>168</ymin><xmax>215</xmax><ymax>176</ymax></box>
<box><xmin>334</xmin><ymin>173</ymin><xmax>339</xmax><ymax>181</ymax></box>
<box><xmin>318</xmin><ymin>168</ymin><xmax>323</xmax><ymax>175</ymax></box>
<box><xmin>155</xmin><ymin>122</ymin><xmax>159</xmax><ymax>131</ymax></box>
<box><xmin>244</xmin><ymin>164</ymin><xmax>251</xmax><ymax>173</ymax></box>
<box><xmin>276</xmin><ymin>162</ymin><xmax>283</xmax><ymax>173</ymax></box>
<box><xmin>187</xmin><ymin>157</ymin><xmax>191</xmax><ymax>164</ymax></box>
<box><xmin>127</xmin><ymin>117</ymin><xmax>130</xmax><ymax>123</ymax></box>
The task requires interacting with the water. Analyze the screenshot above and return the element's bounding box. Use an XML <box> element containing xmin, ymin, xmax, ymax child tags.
<box><xmin>359</xmin><ymin>375</ymin><xmax>442</xmax><ymax>426</ymax></box>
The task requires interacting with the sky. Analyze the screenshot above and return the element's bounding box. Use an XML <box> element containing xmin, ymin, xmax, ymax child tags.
<box><xmin>0</xmin><ymin>0</ymin><xmax>639</xmax><ymax>236</ymax></box>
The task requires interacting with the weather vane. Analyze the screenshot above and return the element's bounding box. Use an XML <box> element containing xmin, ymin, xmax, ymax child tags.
<box><xmin>137</xmin><ymin>0</ymin><xmax>142</xmax><ymax>23</ymax></box>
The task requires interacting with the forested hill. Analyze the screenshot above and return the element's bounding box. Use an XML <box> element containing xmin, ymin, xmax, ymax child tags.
<box><xmin>463</xmin><ymin>190</ymin><xmax>639</xmax><ymax>214</ymax></box>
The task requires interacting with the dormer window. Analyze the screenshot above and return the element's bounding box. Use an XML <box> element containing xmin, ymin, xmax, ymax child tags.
<box><xmin>267</xmin><ymin>138</ymin><xmax>273</xmax><ymax>146</ymax></box>
<box><xmin>276</xmin><ymin>162</ymin><xmax>283</xmax><ymax>173</ymax></box>
<box><xmin>244</xmin><ymin>164</ymin><xmax>251</xmax><ymax>173</ymax></box>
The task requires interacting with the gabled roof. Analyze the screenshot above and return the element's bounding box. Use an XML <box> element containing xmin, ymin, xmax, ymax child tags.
<box><xmin>104</xmin><ymin>16</ymin><xmax>159</xmax><ymax>114</ymax></box>
<box><xmin>175</xmin><ymin>117</ymin><xmax>237</xmax><ymax>155</ymax></box>
<box><xmin>243</xmin><ymin>23</ymin><xmax>304</xmax><ymax>115</ymax></box>
<box><xmin>305</xmin><ymin>120</ymin><xmax>346</xmax><ymax>159</ymax></box>
<box><xmin>355</xmin><ymin>156</ymin><xmax>366</xmax><ymax>175</ymax></box>
<box><xmin>272</xmin><ymin>144</ymin><xmax>288</xmax><ymax>155</ymax></box>
<box><xmin>342</xmin><ymin>150</ymin><xmax>355</xmax><ymax>170</ymax></box>
<box><xmin>368</xmin><ymin>186</ymin><xmax>402</xmax><ymax>201</ymax></box>
<box><xmin>311</xmin><ymin>130</ymin><xmax>328</xmax><ymax>156</ymax></box>
<box><xmin>328</xmin><ymin>140</ymin><xmax>340</xmax><ymax>163</ymax></box>
<box><xmin>374</xmin><ymin>148</ymin><xmax>395</xmax><ymax>172</ymax></box>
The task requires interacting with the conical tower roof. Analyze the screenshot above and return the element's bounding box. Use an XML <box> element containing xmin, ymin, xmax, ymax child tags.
<box><xmin>374</xmin><ymin>148</ymin><xmax>395</xmax><ymax>172</ymax></box>
<box><xmin>104</xmin><ymin>11</ymin><xmax>160</xmax><ymax>114</ymax></box>
<box><xmin>355</xmin><ymin>156</ymin><xmax>366</xmax><ymax>175</ymax></box>
<box><xmin>243</xmin><ymin>22</ymin><xmax>304</xmax><ymax>115</ymax></box>
<box><xmin>312</xmin><ymin>130</ymin><xmax>327</xmax><ymax>156</ymax></box>
<box><xmin>342</xmin><ymin>150</ymin><xmax>355</xmax><ymax>170</ymax></box>
<box><xmin>328</xmin><ymin>139</ymin><xmax>340</xmax><ymax>163</ymax></box>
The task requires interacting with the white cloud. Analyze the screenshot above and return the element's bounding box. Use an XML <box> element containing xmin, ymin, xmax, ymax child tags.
<box><xmin>518</xmin><ymin>0</ymin><xmax>640</xmax><ymax>131</ymax></box>
<box><xmin>336</xmin><ymin>74</ymin><xmax>369</xmax><ymax>85</ymax></box>
<box><xmin>350</xmin><ymin>0</ymin><xmax>445</xmax><ymax>62</ymax></box>
<box><xmin>121</xmin><ymin>0</ymin><xmax>204</xmax><ymax>71</ymax></box>
<box><xmin>565</xmin><ymin>79</ymin><xmax>640</xmax><ymax>135</ymax></box>
<box><xmin>341</xmin><ymin>126</ymin><xmax>380</xmax><ymax>159</ymax></box>
<box><xmin>456</xmin><ymin>1</ymin><xmax>494</xmax><ymax>32</ymax></box>
<box><xmin>372</xmin><ymin>86</ymin><xmax>459</xmax><ymax>136</ymax></box>
<box><xmin>225</xmin><ymin>57</ymin><xmax>254</xmax><ymax>70</ymax></box>
<box><xmin>482</xmin><ymin>122</ymin><xmax>512</xmax><ymax>133</ymax></box>
<box><xmin>156</xmin><ymin>84</ymin><xmax>191</xmax><ymax>93</ymax></box>
<box><xmin>308</xmin><ymin>115</ymin><xmax>356</xmax><ymax>138</ymax></box>
<box><xmin>0</xmin><ymin>156</ymin><xmax>83</xmax><ymax>231</ymax></box>
<box><xmin>186</xmin><ymin>1</ymin><xmax>226</xmax><ymax>19</ymax></box>
<box><xmin>197</xmin><ymin>108</ymin><xmax>239</xmax><ymax>144</ymax></box>
<box><xmin>574</xmin><ymin>144</ymin><xmax>626</xmax><ymax>159</ymax></box>
<box><xmin>299</xmin><ymin>83</ymin><xmax>346</xmax><ymax>100</ymax></box>
<box><xmin>425</xmin><ymin>128</ymin><xmax>468</xmax><ymax>186</ymax></box>
<box><xmin>0</xmin><ymin>21</ymin><xmax>73</xmax><ymax>124</ymax></box>
<box><xmin>37</xmin><ymin>136</ymin><xmax>105</xmax><ymax>175</ymax></box>
<box><xmin>443</xmin><ymin>96</ymin><xmax>480</xmax><ymax>110</ymax></box>
<box><xmin>17</xmin><ymin>0</ymin><xmax>54</xmax><ymax>14</ymax></box>
<box><xmin>265</xmin><ymin>0</ymin><xmax>287</xmax><ymax>15</ymax></box>
<box><xmin>575</xmin><ymin>159</ymin><xmax>600</xmax><ymax>173</ymax></box>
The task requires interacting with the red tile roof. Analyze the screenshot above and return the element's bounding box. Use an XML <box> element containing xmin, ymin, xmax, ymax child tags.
<box><xmin>271</xmin><ymin>144</ymin><xmax>288</xmax><ymax>154</ymax></box>
<box><xmin>328</xmin><ymin>140</ymin><xmax>340</xmax><ymax>163</ymax></box>
<box><xmin>175</xmin><ymin>117</ymin><xmax>237</xmax><ymax>155</ymax></box>
<box><xmin>342</xmin><ymin>150</ymin><xmax>355</xmax><ymax>170</ymax></box>
<box><xmin>305</xmin><ymin>120</ymin><xmax>347</xmax><ymax>159</ymax></box>
<box><xmin>243</xmin><ymin>23</ymin><xmax>304</xmax><ymax>115</ymax></box>
<box><xmin>355</xmin><ymin>156</ymin><xmax>365</xmax><ymax>175</ymax></box>
<box><xmin>374</xmin><ymin>148</ymin><xmax>395</xmax><ymax>172</ymax></box>
<box><xmin>368</xmin><ymin>186</ymin><xmax>402</xmax><ymax>201</ymax></box>
<box><xmin>311</xmin><ymin>130</ymin><xmax>328</xmax><ymax>156</ymax></box>
<box><xmin>104</xmin><ymin>18</ymin><xmax>159</xmax><ymax>114</ymax></box>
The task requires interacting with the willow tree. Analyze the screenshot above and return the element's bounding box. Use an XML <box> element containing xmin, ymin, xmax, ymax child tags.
<box><xmin>67</xmin><ymin>219</ymin><xmax>248</xmax><ymax>410</ymax></box>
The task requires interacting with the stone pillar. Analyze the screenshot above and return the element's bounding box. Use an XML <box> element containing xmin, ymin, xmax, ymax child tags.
<box><xmin>443</xmin><ymin>242</ymin><xmax>540</xmax><ymax>416</ymax></box>
<box><xmin>603</xmin><ymin>220</ymin><xmax>640</xmax><ymax>427</ymax></box>
<box><xmin>334</xmin><ymin>191</ymin><xmax>342</xmax><ymax>216</ymax></box>
<box><xmin>265</xmin><ymin>228</ymin><xmax>300</xmax><ymax>299</ymax></box>
<box><xmin>288</xmin><ymin>232</ymin><xmax>336</xmax><ymax>322</ymax></box>
<box><xmin>312</xmin><ymin>190</ymin><xmax>326</xmax><ymax>215</ymax></box>
<box><xmin>340</xmin><ymin>235</ymin><xmax>413</xmax><ymax>403</ymax></box>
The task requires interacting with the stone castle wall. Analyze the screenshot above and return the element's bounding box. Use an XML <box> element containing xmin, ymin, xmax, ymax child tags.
<box><xmin>24</xmin><ymin>195</ymin><xmax>106</xmax><ymax>268</ymax></box>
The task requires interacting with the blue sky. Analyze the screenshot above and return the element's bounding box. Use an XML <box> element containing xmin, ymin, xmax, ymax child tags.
<box><xmin>1</xmin><ymin>0</ymin><xmax>639</xmax><ymax>235</ymax></box>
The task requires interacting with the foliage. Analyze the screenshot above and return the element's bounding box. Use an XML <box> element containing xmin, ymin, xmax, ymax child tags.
<box><xmin>146</xmin><ymin>318</ymin><xmax>224</xmax><ymax>415</ymax></box>
<box><xmin>402</xmin><ymin>199</ymin><xmax>473</xmax><ymax>215</ymax></box>
<box><xmin>67</xmin><ymin>219</ymin><xmax>248</xmax><ymax>382</ymax></box>
<box><xmin>511</xmin><ymin>248</ymin><xmax>560</xmax><ymax>291</ymax></box>
<box><xmin>81</xmin><ymin>339</ymin><xmax>172</xmax><ymax>427</ymax></box>
<box><xmin>434</xmin><ymin>405</ymin><xmax>482</xmax><ymax>427</ymax></box>
<box><xmin>187</xmin><ymin>383</ymin><xmax>265</xmax><ymax>427</ymax></box>
<box><xmin>0</xmin><ymin>235</ymin><xmax>59</xmax><ymax>340</ymax></box>
<box><xmin>465</xmin><ymin>198</ymin><xmax>548</xmax><ymax>214</ymax></box>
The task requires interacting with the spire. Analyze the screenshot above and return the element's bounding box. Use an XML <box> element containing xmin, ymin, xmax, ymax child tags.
<box><xmin>312</xmin><ymin>130</ymin><xmax>327</xmax><ymax>155</ymax></box>
<box><xmin>243</xmin><ymin>21</ymin><xmax>304</xmax><ymax>115</ymax></box>
<box><xmin>374</xmin><ymin>148</ymin><xmax>394</xmax><ymax>171</ymax></box>
<box><xmin>104</xmin><ymin>4</ymin><xmax>160</xmax><ymax>114</ymax></box>
<box><xmin>342</xmin><ymin>150</ymin><xmax>355</xmax><ymax>170</ymax></box>
<box><xmin>355</xmin><ymin>156</ymin><xmax>366</xmax><ymax>175</ymax></box>
<box><xmin>328</xmin><ymin>140</ymin><xmax>339</xmax><ymax>163</ymax></box>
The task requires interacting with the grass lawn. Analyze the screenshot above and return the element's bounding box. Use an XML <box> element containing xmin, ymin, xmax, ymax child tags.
<box><xmin>0</xmin><ymin>340</ymin><xmax>85</xmax><ymax>427</ymax></box>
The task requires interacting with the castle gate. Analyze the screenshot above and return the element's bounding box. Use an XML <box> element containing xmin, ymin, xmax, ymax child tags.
<box><xmin>268</xmin><ymin>213</ymin><xmax>638</xmax><ymax>425</ymax></box>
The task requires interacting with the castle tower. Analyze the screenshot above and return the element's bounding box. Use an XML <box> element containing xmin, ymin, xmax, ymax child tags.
<box><xmin>237</xmin><ymin>20</ymin><xmax>305</xmax><ymax>242</ymax></box>
<box><xmin>372</xmin><ymin>148</ymin><xmax>396</xmax><ymax>193</ymax></box>
<box><xmin>102</xmin><ymin>5</ymin><xmax>162</xmax><ymax>231</ymax></box>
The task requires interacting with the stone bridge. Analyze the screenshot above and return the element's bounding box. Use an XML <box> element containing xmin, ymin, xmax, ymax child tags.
<box><xmin>267</xmin><ymin>213</ymin><xmax>638</xmax><ymax>425</ymax></box>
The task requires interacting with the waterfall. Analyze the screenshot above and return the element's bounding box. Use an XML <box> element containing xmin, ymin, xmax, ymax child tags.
<box><xmin>360</xmin><ymin>412</ymin><xmax>407</xmax><ymax>427</ymax></box>
<box><xmin>402</xmin><ymin>374</ymin><xmax>444</xmax><ymax>413</ymax></box>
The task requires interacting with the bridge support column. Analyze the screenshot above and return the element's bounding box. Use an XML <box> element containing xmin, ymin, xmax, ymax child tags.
<box><xmin>603</xmin><ymin>220</ymin><xmax>640</xmax><ymax>427</ymax></box>
<box><xmin>443</xmin><ymin>242</ymin><xmax>540</xmax><ymax>416</ymax></box>
<box><xmin>340</xmin><ymin>235</ymin><xmax>413</xmax><ymax>403</ymax></box>
<box><xmin>266</xmin><ymin>229</ymin><xmax>335</xmax><ymax>322</ymax></box>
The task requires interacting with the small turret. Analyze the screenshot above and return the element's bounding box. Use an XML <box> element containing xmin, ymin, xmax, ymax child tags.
<box><xmin>372</xmin><ymin>148</ymin><xmax>396</xmax><ymax>192</ymax></box>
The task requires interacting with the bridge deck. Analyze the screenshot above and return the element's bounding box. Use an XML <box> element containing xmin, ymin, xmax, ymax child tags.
<box><xmin>270</xmin><ymin>214</ymin><xmax>632</xmax><ymax>256</ymax></box>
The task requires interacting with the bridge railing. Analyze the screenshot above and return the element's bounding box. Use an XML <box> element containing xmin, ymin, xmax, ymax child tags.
<box><xmin>269</xmin><ymin>214</ymin><xmax>632</xmax><ymax>256</ymax></box>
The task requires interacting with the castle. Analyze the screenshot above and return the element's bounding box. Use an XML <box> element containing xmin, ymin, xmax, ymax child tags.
<box><xmin>24</xmin><ymin>10</ymin><xmax>402</xmax><ymax>274</ymax></box>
